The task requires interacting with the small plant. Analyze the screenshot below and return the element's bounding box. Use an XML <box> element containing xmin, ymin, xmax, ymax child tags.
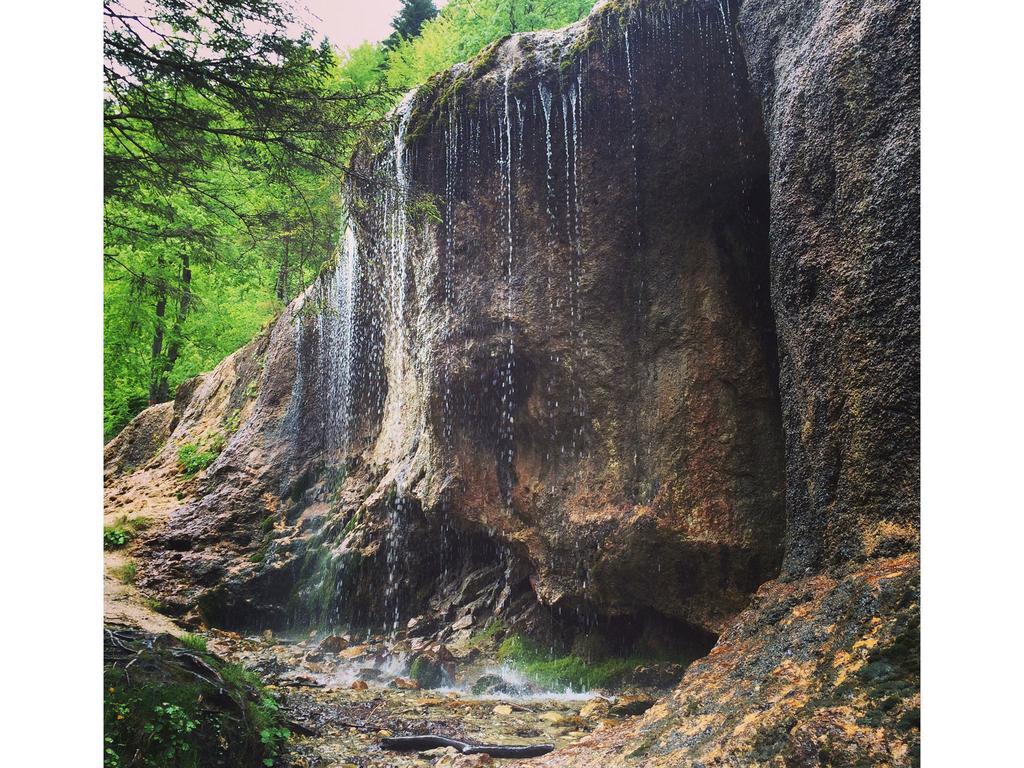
<box><xmin>104</xmin><ymin>527</ymin><xmax>131</xmax><ymax>550</ymax></box>
<box><xmin>144</xmin><ymin>597</ymin><xmax>165</xmax><ymax>613</ymax></box>
<box><xmin>225</xmin><ymin>407</ymin><xmax>242</xmax><ymax>433</ymax></box>
<box><xmin>111</xmin><ymin>562</ymin><xmax>137</xmax><ymax>584</ymax></box>
<box><xmin>177</xmin><ymin>442</ymin><xmax>218</xmax><ymax>477</ymax></box>
<box><xmin>258</xmin><ymin>723</ymin><xmax>291</xmax><ymax>767</ymax></box>
<box><xmin>143</xmin><ymin>702</ymin><xmax>198</xmax><ymax>763</ymax></box>
<box><xmin>180</xmin><ymin>633</ymin><xmax>208</xmax><ymax>653</ymax></box>
<box><xmin>103</xmin><ymin>516</ymin><xmax>152</xmax><ymax>550</ymax></box>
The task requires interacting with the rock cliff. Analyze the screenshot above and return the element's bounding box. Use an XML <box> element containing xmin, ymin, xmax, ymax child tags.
<box><xmin>109</xmin><ymin>0</ymin><xmax>787</xmax><ymax>648</ymax></box>
<box><xmin>105</xmin><ymin>0</ymin><xmax>919</xmax><ymax>763</ymax></box>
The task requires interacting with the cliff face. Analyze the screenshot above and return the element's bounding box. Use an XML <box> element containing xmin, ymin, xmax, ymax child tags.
<box><xmin>109</xmin><ymin>0</ymin><xmax>788</xmax><ymax>645</ymax></box>
<box><xmin>740</xmin><ymin>0</ymin><xmax>920</xmax><ymax>574</ymax></box>
<box><xmin>105</xmin><ymin>0</ymin><xmax>919</xmax><ymax>763</ymax></box>
<box><xmin>532</xmin><ymin>0</ymin><xmax>921</xmax><ymax>764</ymax></box>
<box><xmin>342</xmin><ymin>0</ymin><xmax>785</xmax><ymax>636</ymax></box>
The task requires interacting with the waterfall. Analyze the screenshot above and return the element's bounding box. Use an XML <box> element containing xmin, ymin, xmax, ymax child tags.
<box><xmin>442</xmin><ymin>97</ymin><xmax>460</xmax><ymax>445</ymax></box>
<box><xmin>499</xmin><ymin>70</ymin><xmax>517</xmax><ymax>502</ymax></box>
<box><xmin>538</xmin><ymin>83</ymin><xmax>559</xmax><ymax>470</ymax></box>
<box><xmin>716</xmin><ymin>0</ymin><xmax>746</xmax><ymax>150</ymax></box>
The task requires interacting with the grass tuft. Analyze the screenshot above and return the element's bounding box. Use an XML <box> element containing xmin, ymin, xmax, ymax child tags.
<box><xmin>180</xmin><ymin>633</ymin><xmax>208</xmax><ymax>653</ymax></box>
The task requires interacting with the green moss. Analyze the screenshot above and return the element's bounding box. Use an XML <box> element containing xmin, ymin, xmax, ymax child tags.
<box><xmin>225</xmin><ymin>407</ymin><xmax>242</xmax><ymax>433</ymax></box>
<box><xmin>180</xmin><ymin>633</ymin><xmax>208</xmax><ymax>653</ymax></box>
<box><xmin>470</xmin><ymin>37</ymin><xmax>507</xmax><ymax>78</ymax></box>
<box><xmin>496</xmin><ymin>634</ymin><xmax>663</xmax><ymax>690</ymax></box>
<box><xmin>409</xmin><ymin>656</ymin><xmax>446</xmax><ymax>688</ymax></box>
<box><xmin>468</xmin><ymin>618</ymin><xmax>505</xmax><ymax>648</ymax></box>
<box><xmin>408</xmin><ymin>192</ymin><xmax>443</xmax><ymax>226</ymax></box>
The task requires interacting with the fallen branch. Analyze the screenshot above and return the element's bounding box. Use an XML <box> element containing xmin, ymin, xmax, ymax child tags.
<box><xmin>381</xmin><ymin>735</ymin><xmax>555</xmax><ymax>759</ymax></box>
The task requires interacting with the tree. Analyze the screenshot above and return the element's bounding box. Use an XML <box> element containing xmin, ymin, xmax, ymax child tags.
<box><xmin>103</xmin><ymin>1</ymin><xmax>398</xmax><ymax>436</ymax></box>
<box><xmin>384</xmin><ymin>0</ymin><xmax>439</xmax><ymax>50</ymax></box>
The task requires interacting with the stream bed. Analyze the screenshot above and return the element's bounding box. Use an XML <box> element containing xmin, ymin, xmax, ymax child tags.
<box><xmin>205</xmin><ymin>629</ymin><xmax>660</xmax><ymax>767</ymax></box>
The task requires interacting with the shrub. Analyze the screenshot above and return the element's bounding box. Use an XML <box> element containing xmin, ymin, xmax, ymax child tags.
<box><xmin>105</xmin><ymin>631</ymin><xmax>290</xmax><ymax>768</ymax></box>
<box><xmin>176</xmin><ymin>443</ymin><xmax>218</xmax><ymax>477</ymax></box>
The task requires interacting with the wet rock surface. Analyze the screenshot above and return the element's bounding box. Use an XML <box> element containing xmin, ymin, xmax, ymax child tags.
<box><xmin>739</xmin><ymin>0</ymin><xmax>921</xmax><ymax>573</ymax></box>
<box><xmin>103</xmin><ymin>0</ymin><xmax>919</xmax><ymax>765</ymax></box>
<box><xmin>106</xmin><ymin>0</ymin><xmax>786</xmax><ymax>645</ymax></box>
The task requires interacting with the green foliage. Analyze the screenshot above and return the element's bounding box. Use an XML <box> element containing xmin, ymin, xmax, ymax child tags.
<box><xmin>385</xmin><ymin>0</ymin><xmax>440</xmax><ymax>49</ymax></box>
<box><xmin>180</xmin><ymin>633</ymin><xmax>208</xmax><ymax>653</ymax></box>
<box><xmin>385</xmin><ymin>0</ymin><xmax>597</xmax><ymax>91</ymax></box>
<box><xmin>177</xmin><ymin>442</ymin><xmax>219</xmax><ymax>477</ymax></box>
<box><xmin>104</xmin><ymin>516</ymin><xmax>153</xmax><ymax>550</ymax></box>
<box><xmin>104</xmin><ymin>528</ymin><xmax>131</xmax><ymax>550</ymax></box>
<box><xmin>104</xmin><ymin>636</ymin><xmax>289</xmax><ymax>768</ymax></box>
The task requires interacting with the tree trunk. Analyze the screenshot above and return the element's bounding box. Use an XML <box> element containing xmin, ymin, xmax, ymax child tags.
<box><xmin>154</xmin><ymin>253</ymin><xmax>192</xmax><ymax>403</ymax></box>
<box><xmin>276</xmin><ymin>236</ymin><xmax>290</xmax><ymax>301</ymax></box>
<box><xmin>148</xmin><ymin>275</ymin><xmax>167</xmax><ymax>405</ymax></box>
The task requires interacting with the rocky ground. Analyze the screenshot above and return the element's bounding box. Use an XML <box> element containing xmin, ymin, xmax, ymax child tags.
<box><xmin>105</xmin><ymin>563</ymin><xmax>671</xmax><ymax>768</ymax></box>
<box><xmin>210</xmin><ymin>629</ymin><xmax>649</xmax><ymax>768</ymax></box>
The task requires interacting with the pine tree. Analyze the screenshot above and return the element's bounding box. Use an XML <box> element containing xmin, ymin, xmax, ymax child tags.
<box><xmin>384</xmin><ymin>0</ymin><xmax>438</xmax><ymax>49</ymax></box>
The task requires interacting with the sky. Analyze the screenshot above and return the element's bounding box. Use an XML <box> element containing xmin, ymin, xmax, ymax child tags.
<box><xmin>295</xmin><ymin>0</ymin><xmax>447</xmax><ymax>51</ymax></box>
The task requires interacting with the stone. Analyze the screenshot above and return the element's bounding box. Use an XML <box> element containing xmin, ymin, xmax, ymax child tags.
<box><xmin>391</xmin><ymin>677</ymin><xmax>421</xmax><ymax>690</ymax></box>
<box><xmin>350</xmin><ymin>680</ymin><xmax>368</xmax><ymax>691</ymax></box>
<box><xmin>492</xmin><ymin>704</ymin><xmax>513</xmax><ymax>716</ymax></box>
<box><xmin>315</xmin><ymin>634</ymin><xmax>348</xmax><ymax>654</ymax></box>
<box><xmin>608</xmin><ymin>695</ymin><xmax>656</xmax><ymax>718</ymax></box>
<box><xmin>409</xmin><ymin>645</ymin><xmax>456</xmax><ymax>688</ymax></box>
<box><xmin>620</xmin><ymin>663</ymin><xmax>685</xmax><ymax>689</ymax></box>
<box><xmin>470</xmin><ymin>674</ymin><xmax>505</xmax><ymax>696</ymax></box>
<box><xmin>579</xmin><ymin>698</ymin><xmax>611</xmax><ymax>719</ymax></box>
<box><xmin>739</xmin><ymin>0</ymin><xmax>920</xmax><ymax>573</ymax></box>
<box><xmin>116</xmin><ymin>0</ymin><xmax>786</xmax><ymax>640</ymax></box>
<box><xmin>415</xmin><ymin>697</ymin><xmax>446</xmax><ymax>707</ymax></box>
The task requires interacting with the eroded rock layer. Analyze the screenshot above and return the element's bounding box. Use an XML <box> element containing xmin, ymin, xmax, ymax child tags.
<box><xmin>110</xmin><ymin>0</ymin><xmax>786</xmax><ymax>645</ymax></box>
<box><xmin>533</xmin><ymin>0</ymin><xmax>921</xmax><ymax>763</ymax></box>
<box><xmin>105</xmin><ymin>0</ymin><xmax>920</xmax><ymax>763</ymax></box>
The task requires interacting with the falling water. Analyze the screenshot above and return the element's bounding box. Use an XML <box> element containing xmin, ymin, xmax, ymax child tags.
<box><xmin>538</xmin><ymin>83</ymin><xmax>560</xmax><ymax>470</ymax></box>
<box><xmin>498</xmin><ymin>70</ymin><xmax>517</xmax><ymax>507</ymax></box>
<box><xmin>716</xmin><ymin>0</ymin><xmax>746</xmax><ymax>150</ymax></box>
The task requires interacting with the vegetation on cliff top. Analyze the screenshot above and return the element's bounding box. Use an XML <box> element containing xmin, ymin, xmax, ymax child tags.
<box><xmin>104</xmin><ymin>0</ymin><xmax>596</xmax><ymax>441</ymax></box>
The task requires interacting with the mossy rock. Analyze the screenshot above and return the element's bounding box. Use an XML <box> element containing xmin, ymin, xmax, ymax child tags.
<box><xmin>409</xmin><ymin>655</ymin><xmax>447</xmax><ymax>689</ymax></box>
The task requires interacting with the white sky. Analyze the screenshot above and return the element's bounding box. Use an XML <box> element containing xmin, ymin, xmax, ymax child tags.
<box><xmin>295</xmin><ymin>0</ymin><xmax>448</xmax><ymax>51</ymax></box>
